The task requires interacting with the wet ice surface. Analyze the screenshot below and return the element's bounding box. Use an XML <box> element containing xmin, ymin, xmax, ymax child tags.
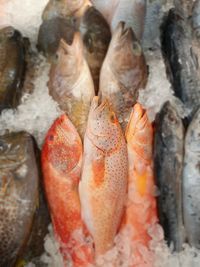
<box><xmin>0</xmin><ymin>0</ymin><xmax>199</xmax><ymax>266</ymax></box>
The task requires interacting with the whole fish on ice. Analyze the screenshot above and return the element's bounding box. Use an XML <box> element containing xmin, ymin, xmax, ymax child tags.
<box><xmin>79</xmin><ymin>97</ymin><xmax>128</xmax><ymax>257</ymax></box>
<box><xmin>48</xmin><ymin>32</ymin><xmax>95</xmax><ymax>140</ymax></box>
<box><xmin>0</xmin><ymin>132</ymin><xmax>39</xmax><ymax>267</ymax></box>
<box><xmin>154</xmin><ymin>101</ymin><xmax>185</xmax><ymax>251</ymax></box>
<box><xmin>99</xmin><ymin>22</ymin><xmax>148</xmax><ymax>129</ymax></box>
<box><xmin>183</xmin><ymin>108</ymin><xmax>200</xmax><ymax>249</ymax></box>
<box><xmin>0</xmin><ymin>26</ymin><xmax>26</xmax><ymax>111</ymax></box>
<box><xmin>79</xmin><ymin>6</ymin><xmax>111</xmax><ymax>94</ymax></box>
<box><xmin>38</xmin><ymin>0</ymin><xmax>111</xmax><ymax>93</ymax></box>
<box><xmin>42</xmin><ymin>114</ymin><xmax>94</xmax><ymax>266</ymax></box>
<box><xmin>121</xmin><ymin>103</ymin><xmax>158</xmax><ymax>266</ymax></box>
<box><xmin>161</xmin><ymin>9</ymin><xmax>200</xmax><ymax>123</ymax></box>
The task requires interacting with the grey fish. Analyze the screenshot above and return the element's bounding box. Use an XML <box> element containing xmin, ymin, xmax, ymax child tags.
<box><xmin>79</xmin><ymin>6</ymin><xmax>111</xmax><ymax>94</ymax></box>
<box><xmin>0</xmin><ymin>26</ymin><xmax>26</xmax><ymax>111</ymax></box>
<box><xmin>0</xmin><ymin>132</ymin><xmax>39</xmax><ymax>267</ymax></box>
<box><xmin>192</xmin><ymin>0</ymin><xmax>200</xmax><ymax>38</ymax></box>
<box><xmin>154</xmin><ymin>101</ymin><xmax>185</xmax><ymax>251</ymax></box>
<box><xmin>183</xmin><ymin>108</ymin><xmax>200</xmax><ymax>249</ymax></box>
<box><xmin>161</xmin><ymin>9</ymin><xmax>200</xmax><ymax>123</ymax></box>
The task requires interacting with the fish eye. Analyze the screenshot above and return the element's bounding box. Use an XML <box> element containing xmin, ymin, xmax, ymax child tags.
<box><xmin>132</xmin><ymin>41</ymin><xmax>142</xmax><ymax>55</ymax></box>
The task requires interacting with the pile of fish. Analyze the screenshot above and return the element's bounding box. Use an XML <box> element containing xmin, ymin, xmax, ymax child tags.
<box><xmin>1</xmin><ymin>0</ymin><xmax>200</xmax><ymax>266</ymax></box>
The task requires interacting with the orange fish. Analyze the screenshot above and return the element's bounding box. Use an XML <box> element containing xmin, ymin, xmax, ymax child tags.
<box><xmin>122</xmin><ymin>103</ymin><xmax>158</xmax><ymax>267</ymax></box>
<box><xmin>41</xmin><ymin>114</ymin><xmax>94</xmax><ymax>266</ymax></box>
<box><xmin>79</xmin><ymin>97</ymin><xmax>128</xmax><ymax>258</ymax></box>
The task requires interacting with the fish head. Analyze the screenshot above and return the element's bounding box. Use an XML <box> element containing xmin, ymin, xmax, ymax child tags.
<box><xmin>54</xmin><ymin>32</ymin><xmax>83</xmax><ymax>78</ymax></box>
<box><xmin>157</xmin><ymin>102</ymin><xmax>183</xmax><ymax>148</ymax></box>
<box><xmin>106</xmin><ymin>22</ymin><xmax>146</xmax><ymax>87</ymax></box>
<box><xmin>126</xmin><ymin>103</ymin><xmax>153</xmax><ymax>162</ymax></box>
<box><xmin>108</xmin><ymin>22</ymin><xmax>143</xmax><ymax>68</ymax></box>
<box><xmin>86</xmin><ymin>96</ymin><xmax>122</xmax><ymax>153</ymax></box>
<box><xmin>0</xmin><ymin>26</ymin><xmax>22</xmax><ymax>44</ymax></box>
<box><xmin>42</xmin><ymin>114</ymin><xmax>82</xmax><ymax>176</ymax></box>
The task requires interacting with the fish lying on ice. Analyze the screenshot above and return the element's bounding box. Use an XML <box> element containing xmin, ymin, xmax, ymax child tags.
<box><xmin>183</xmin><ymin>107</ymin><xmax>200</xmax><ymax>249</ymax></box>
<box><xmin>42</xmin><ymin>114</ymin><xmax>94</xmax><ymax>266</ymax></box>
<box><xmin>121</xmin><ymin>103</ymin><xmax>158</xmax><ymax>266</ymax></box>
<box><xmin>79</xmin><ymin>97</ymin><xmax>128</xmax><ymax>257</ymax></box>
<box><xmin>38</xmin><ymin>0</ymin><xmax>111</xmax><ymax>93</ymax></box>
<box><xmin>161</xmin><ymin>9</ymin><xmax>200</xmax><ymax>123</ymax></box>
<box><xmin>99</xmin><ymin>22</ymin><xmax>147</xmax><ymax>129</ymax></box>
<box><xmin>48</xmin><ymin>32</ymin><xmax>95</xmax><ymax>140</ymax></box>
<box><xmin>79</xmin><ymin>6</ymin><xmax>111</xmax><ymax>94</ymax></box>
<box><xmin>154</xmin><ymin>101</ymin><xmax>185</xmax><ymax>251</ymax></box>
<box><xmin>0</xmin><ymin>26</ymin><xmax>26</xmax><ymax>111</ymax></box>
<box><xmin>0</xmin><ymin>132</ymin><xmax>39</xmax><ymax>267</ymax></box>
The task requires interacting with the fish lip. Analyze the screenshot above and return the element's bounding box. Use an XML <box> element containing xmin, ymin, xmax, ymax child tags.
<box><xmin>114</xmin><ymin>21</ymin><xmax>133</xmax><ymax>43</ymax></box>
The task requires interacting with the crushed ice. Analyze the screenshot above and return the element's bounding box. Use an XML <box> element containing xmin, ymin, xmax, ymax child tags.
<box><xmin>0</xmin><ymin>0</ymin><xmax>199</xmax><ymax>266</ymax></box>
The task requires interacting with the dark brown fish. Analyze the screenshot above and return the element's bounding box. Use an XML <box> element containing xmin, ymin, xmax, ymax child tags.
<box><xmin>99</xmin><ymin>22</ymin><xmax>148</xmax><ymax>128</ymax></box>
<box><xmin>37</xmin><ymin>16</ymin><xmax>76</xmax><ymax>58</ymax></box>
<box><xmin>0</xmin><ymin>26</ymin><xmax>26</xmax><ymax>111</ymax></box>
<box><xmin>0</xmin><ymin>132</ymin><xmax>39</xmax><ymax>267</ymax></box>
<box><xmin>80</xmin><ymin>6</ymin><xmax>111</xmax><ymax>94</ymax></box>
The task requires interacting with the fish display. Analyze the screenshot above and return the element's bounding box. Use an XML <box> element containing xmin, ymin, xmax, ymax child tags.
<box><xmin>0</xmin><ymin>132</ymin><xmax>39</xmax><ymax>267</ymax></box>
<box><xmin>154</xmin><ymin>101</ymin><xmax>185</xmax><ymax>251</ymax></box>
<box><xmin>79</xmin><ymin>6</ymin><xmax>111</xmax><ymax>93</ymax></box>
<box><xmin>99</xmin><ymin>22</ymin><xmax>148</xmax><ymax>129</ymax></box>
<box><xmin>42</xmin><ymin>114</ymin><xmax>94</xmax><ymax>265</ymax></box>
<box><xmin>79</xmin><ymin>97</ymin><xmax>128</xmax><ymax>257</ymax></box>
<box><xmin>38</xmin><ymin>0</ymin><xmax>111</xmax><ymax>93</ymax></box>
<box><xmin>121</xmin><ymin>103</ymin><xmax>158</xmax><ymax>266</ymax></box>
<box><xmin>48</xmin><ymin>32</ymin><xmax>95</xmax><ymax>140</ymax></box>
<box><xmin>183</xmin><ymin>108</ymin><xmax>200</xmax><ymax>249</ymax></box>
<box><xmin>0</xmin><ymin>26</ymin><xmax>26</xmax><ymax>111</ymax></box>
<box><xmin>161</xmin><ymin>9</ymin><xmax>200</xmax><ymax>123</ymax></box>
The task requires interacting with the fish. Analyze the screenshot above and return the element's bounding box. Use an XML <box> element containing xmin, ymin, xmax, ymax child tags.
<box><xmin>37</xmin><ymin>16</ymin><xmax>76</xmax><ymax>58</ymax></box>
<box><xmin>0</xmin><ymin>132</ymin><xmax>39</xmax><ymax>267</ymax></box>
<box><xmin>154</xmin><ymin>101</ymin><xmax>185</xmax><ymax>251</ymax></box>
<box><xmin>0</xmin><ymin>26</ymin><xmax>26</xmax><ymax>110</ymax></box>
<box><xmin>37</xmin><ymin>0</ymin><xmax>91</xmax><ymax>58</ymax></box>
<box><xmin>42</xmin><ymin>0</ymin><xmax>92</xmax><ymax>21</ymax></box>
<box><xmin>41</xmin><ymin>114</ymin><xmax>94</xmax><ymax>266</ymax></box>
<box><xmin>79</xmin><ymin>6</ymin><xmax>111</xmax><ymax>94</ymax></box>
<box><xmin>111</xmin><ymin>0</ymin><xmax>147</xmax><ymax>40</ymax></box>
<box><xmin>183</xmin><ymin>107</ymin><xmax>200</xmax><ymax>249</ymax></box>
<box><xmin>21</xmin><ymin>147</ymin><xmax>50</xmax><ymax>265</ymax></box>
<box><xmin>121</xmin><ymin>103</ymin><xmax>158</xmax><ymax>266</ymax></box>
<box><xmin>79</xmin><ymin>97</ymin><xmax>128</xmax><ymax>257</ymax></box>
<box><xmin>192</xmin><ymin>0</ymin><xmax>200</xmax><ymax>38</ymax></box>
<box><xmin>48</xmin><ymin>32</ymin><xmax>95</xmax><ymax>140</ymax></box>
<box><xmin>99</xmin><ymin>22</ymin><xmax>148</xmax><ymax>129</ymax></box>
<box><xmin>161</xmin><ymin>9</ymin><xmax>200</xmax><ymax>123</ymax></box>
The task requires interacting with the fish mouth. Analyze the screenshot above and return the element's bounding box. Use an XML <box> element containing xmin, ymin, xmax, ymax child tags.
<box><xmin>91</xmin><ymin>97</ymin><xmax>111</xmax><ymax>113</ymax></box>
<box><xmin>114</xmin><ymin>22</ymin><xmax>133</xmax><ymax>43</ymax></box>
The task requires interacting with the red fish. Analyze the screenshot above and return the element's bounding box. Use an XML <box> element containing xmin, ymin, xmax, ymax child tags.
<box><xmin>121</xmin><ymin>103</ymin><xmax>158</xmax><ymax>267</ymax></box>
<box><xmin>42</xmin><ymin>114</ymin><xmax>94</xmax><ymax>266</ymax></box>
